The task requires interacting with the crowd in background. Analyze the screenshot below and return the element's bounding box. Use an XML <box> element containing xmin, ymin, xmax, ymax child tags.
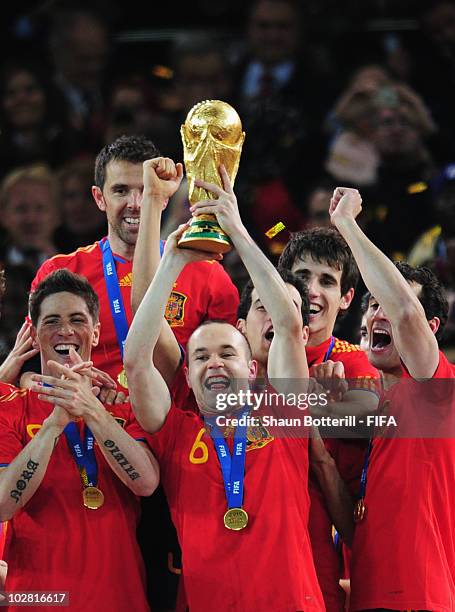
<box><xmin>1</xmin><ymin>0</ymin><xmax>455</xmax><ymax>357</ymax></box>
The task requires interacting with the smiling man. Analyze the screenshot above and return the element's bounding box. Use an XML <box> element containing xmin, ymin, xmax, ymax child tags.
<box><xmin>279</xmin><ymin>227</ymin><xmax>380</xmax><ymax>611</ymax></box>
<box><xmin>329</xmin><ymin>185</ymin><xmax>455</xmax><ymax>612</ymax></box>
<box><xmin>278</xmin><ymin>227</ymin><xmax>379</xmax><ymax>399</ymax></box>
<box><xmin>124</xmin><ymin>168</ymin><xmax>324</xmax><ymax>611</ymax></box>
<box><xmin>0</xmin><ymin>269</ymin><xmax>159</xmax><ymax>611</ymax></box>
<box><xmin>25</xmin><ymin>135</ymin><xmax>238</xmax><ymax>391</ymax></box>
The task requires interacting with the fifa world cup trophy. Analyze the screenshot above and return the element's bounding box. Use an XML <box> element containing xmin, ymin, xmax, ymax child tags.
<box><xmin>178</xmin><ymin>100</ymin><xmax>245</xmax><ymax>253</ymax></box>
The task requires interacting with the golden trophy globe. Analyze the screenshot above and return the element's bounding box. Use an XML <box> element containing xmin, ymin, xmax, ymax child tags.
<box><xmin>178</xmin><ymin>100</ymin><xmax>245</xmax><ymax>253</ymax></box>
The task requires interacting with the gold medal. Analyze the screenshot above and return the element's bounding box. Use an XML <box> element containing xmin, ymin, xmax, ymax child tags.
<box><xmin>117</xmin><ymin>368</ymin><xmax>128</xmax><ymax>390</ymax></box>
<box><xmin>83</xmin><ymin>486</ymin><xmax>105</xmax><ymax>510</ymax></box>
<box><xmin>223</xmin><ymin>507</ymin><xmax>248</xmax><ymax>530</ymax></box>
<box><xmin>353</xmin><ymin>498</ymin><xmax>366</xmax><ymax>522</ymax></box>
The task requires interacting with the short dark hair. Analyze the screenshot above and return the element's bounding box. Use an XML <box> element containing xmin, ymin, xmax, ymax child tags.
<box><xmin>237</xmin><ymin>268</ymin><xmax>310</xmax><ymax>327</ymax></box>
<box><xmin>187</xmin><ymin>319</ymin><xmax>253</xmax><ymax>361</ymax></box>
<box><xmin>94</xmin><ymin>135</ymin><xmax>160</xmax><ymax>189</ymax></box>
<box><xmin>278</xmin><ymin>227</ymin><xmax>359</xmax><ymax>296</ymax></box>
<box><xmin>362</xmin><ymin>262</ymin><xmax>449</xmax><ymax>341</ymax></box>
<box><xmin>360</xmin><ymin>291</ymin><xmax>370</xmax><ymax>315</ymax></box>
<box><xmin>30</xmin><ymin>269</ymin><xmax>100</xmax><ymax>326</ymax></box>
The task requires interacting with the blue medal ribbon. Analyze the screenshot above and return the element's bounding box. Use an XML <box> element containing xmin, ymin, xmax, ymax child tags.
<box><xmin>64</xmin><ymin>422</ymin><xmax>98</xmax><ymax>487</ymax></box>
<box><xmin>100</xmin><ymin>238</ymin><xmax>165</xmax><ymax>359</ymax></box>
<box><xmin>323</xmin><ymin>336</ymin><xmax>335</xmax><ymax>363</ymax></box>
<box><xmin>100</xmin><ymin>239</ymin><xmax>129</xmax><ymax>359</ymax></box>
<box><xmin>206</xmin><ymin>408</ymin><xmax>249</xmax><ymax>509</ymax></box>
<box><xmin>323</xmin><ymin>337</ymin><xmax>340</xmax><ymax>547</ymax></box>
<box><xmin>358</xmin><ymin>438</ymin><xmax>372</xmax><ymax>501</ymax></box>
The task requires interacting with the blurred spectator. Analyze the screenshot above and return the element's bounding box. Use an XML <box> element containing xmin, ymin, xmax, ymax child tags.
<box><xmin>228</xmin><ymin>0</ymin><xmax>331</xmax><ymax>254</ymax></box>
<box><xmin>327</xmin><ymin>82</ymin><xmax>438</xmax><ymax>259</ymax></box>
<box><xmin>304</xmin><ymin>179</ymin><xmax>336</xmax><ymax>229</ymax></box>
<box><xmin>410</xmin><ymin>1</ymin><xmax>455</xmax><ymax>162</ymax></box>
<box><xmin>231</xmin><ymin>0</ymin><xmax>333</xmax><ymax>122</ymax></box>
<box><xmin>325</xmin><ymin>81</ymin><xmax>438</xmax><ymax>340</ymax></box>
<box><xmin>154</xmin><ymin>35</ymin><xmax>234</xmax><ymax>161</ymax></box>
<box><xmin>0</xmin><ymin>164</ymin><xmax>59</xmax><ymax>272</ymax></box>
<box><xmin>408</xmin><ymin>163</ymin><xmax>455</xmax><ymax>348</ymax></box>
<box><xmin>371</xmin><ymin>83</ymin><xmax>435</xmax><ymax>159</ymax></box>
<box><xmin>159</xmin><ymin>36</ymin><xmax>236</xmax><ymax>235</ymax></box>
<box><xmin>331</xmin><ymin>65</ymin><xmax>391</xmax><ymax>127</ymax></box>
<box><xmin>325</xmin><ymin>64</ymin><xmax>391</xmax><ymax>186</ymax></box>
<box><xmin>54</xmin><ymin>158</ymin><xmax>106</xmax><ymax>254</ymax></box>
<box><xmin>103</xmin><ymin>77</ymin><xmax>158</xmax><ymax>145</ymax></box>
<box><xmin>172</xmin><ymin>36</ymin><xmax>232</xmax><ymax>114</ymax></box>
<box><xmin>408</xmin><ymin>164</ymin><xmax>455</xmax><ymax>268</ymax></box>
<box><xmin>48</xmin><ymin>8</ymin><xmax>111</xmax><ymax>152</ymax></box>
<box><xmin>233</xmin><ymin>0</ymin><xmax>318</xmax><ymax>105</ymax></box>
<box><xmin>0</xmin><ymin>60</ymin><xmax>81</xmax><ymax>179</ymax></box>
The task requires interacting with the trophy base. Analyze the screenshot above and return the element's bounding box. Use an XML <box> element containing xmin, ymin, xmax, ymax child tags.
<box><xmin>178</xmin><ymin>232</ymin><xmax>232</xmax><ymax>253</ymax></box>
<box><xmin>177</xmin><ymin>215</ymin><xmax>232</xmax><ymax>254</ymax></box>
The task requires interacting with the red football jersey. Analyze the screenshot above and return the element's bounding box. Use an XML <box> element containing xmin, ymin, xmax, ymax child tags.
<box><xmin>30</xmin><ymin>239</ymin><xmax>239</xmax><ymax>388</ymax></box>
<box><xmin>350</xmin><ymin>351</ymin><xmax>455</xmax><ymax>611</ymax></box>
<box><xmin>0</xmin><ymin>388</ymin><xmax>150</xmax><ymax>612</ymax></box>
<box><xmin>147</xmin><ymin>402</ymin><xmax>325</xmax><ymax>612</ymax></box>
<box><xmin>0</xmin><ymin>382</ymin><xmax>17</xmax><ymax>559</ymax></box>
<box><xmin>306</xmin><ymin>337</ymin><xmax>380</xmax><ymax>612</ymax></box>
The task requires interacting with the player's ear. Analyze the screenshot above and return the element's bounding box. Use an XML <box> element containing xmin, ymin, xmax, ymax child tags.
<box><xmin>428</xmin><ymin>316</ymin><xmax>440</xmax><ymax>336</ymax></box>
<box><xmin>302</xmin><ymin>325</ymin><xmax>310</xmax><ymax>345</ymax></box>
<box><xmin>339</xmin><ymin>287</ymin><xmax>354</xmax><ymax>312</ymax></box>
<box><xmin>30</xmin><ymin>326</ymin><xmax>40</xmax><ymax>350</ymax></box>
<box><xmin>184</xmin><ymin>365</ymin><xmax>191</xmax><ymax>388</ymax></box>
<box><xmin>92</xmin><ymin>322</ymin><xmax>101</xmax><ymax>347</ymax></box>
<box><xmin>248</xmin><ymin>359</ymin><xmax>257</xmax><ymax>382</ymax></box>
<box><xmin>92</xmin><ymin>186</ymin><xmax>106</xmax><ymax>212</ymax></box>
<box><xmin>236</xmin><ymin>318</ymin><xmax>246</xmax><ymax>335</ymax></box>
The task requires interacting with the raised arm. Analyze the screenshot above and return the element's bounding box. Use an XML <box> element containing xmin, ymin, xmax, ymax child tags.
<box><xmin>329</xmin><ymin>187</ymin><xmax>439</xmax><ymax>379</ymax></box>
<box><xmin>125</xmin><ymin>226</ymin><xmax>222</xmax><ymax>432</ymax></box>
<box><xmin>131</xmin><ymin>157</ymin><xmax>184</xmax><ymax>387</ymax></box>
<box><xmin>190</xmin><ymin>167</ymin><xmax>308</xmax><ymax>382</ymax></box>
<box><xmin>131</xmin><ymin>157</ymin><xmax>183</xmax><ymax>313</ymax></box>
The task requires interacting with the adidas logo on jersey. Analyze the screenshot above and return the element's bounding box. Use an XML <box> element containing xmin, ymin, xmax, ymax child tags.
<box><xmin>119</xmin><ymin>272</ymin><xmax>132</xmax><ymax>287</ymax></box>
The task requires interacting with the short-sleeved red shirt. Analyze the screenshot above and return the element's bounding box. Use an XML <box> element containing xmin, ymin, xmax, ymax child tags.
<box><xmin>0</xmin><ymin>382</ymin><xmax>17</xmax><ymax>559</ymax></box>
<box><xmin>0</xmin><ymin>388</ymin><xmax>150</xmax><ymax>612</ymax></box>
<box><xmin>147</xmin><ymin>402</ymin><xmax>325</xmax><ymax>612</ymax></box>
<box><xmin>306</xmin><ymin>337</ymin><xmax>380</xmax><ymax>612</ymax></box>
<box><xmin>350</xmin><ymin>351</ymin><xmax>455</xmax><ymax>611</ymax></box>
<box><xmin>30</xmin><ymin>239</ymin><xmax>239</xmax><ymax>388</ymax></box>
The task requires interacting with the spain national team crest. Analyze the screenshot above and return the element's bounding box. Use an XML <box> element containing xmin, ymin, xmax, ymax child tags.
<box><xmin>246</xmin><ymin>420</ymin><xmax>274</xmax><ymax>451</ymax></box>
<box><xmin>165</xmin><ymin>291</ymin><xmax>187</xmax><ymax>327</ymax></box>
